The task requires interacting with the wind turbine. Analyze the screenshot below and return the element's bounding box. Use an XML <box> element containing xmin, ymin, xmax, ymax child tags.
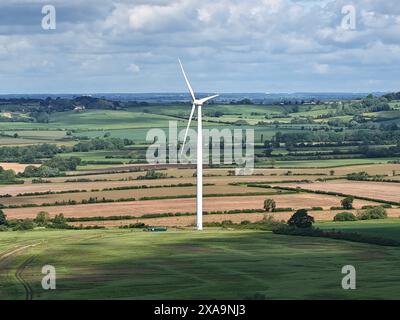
<box><xmin>179</xmin><ymin>59</ymin><xmax>219</xmax><ymax>231</ymax></box>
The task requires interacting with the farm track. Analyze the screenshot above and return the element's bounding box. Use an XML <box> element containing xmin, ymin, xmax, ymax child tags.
<box><xmin>15</xmin><ymin>256</ymin><xmax>35</xmax><ymax>300</ymax></box>
<box><xmin>0</xmin><ymin>244</ymin><xmax>39</xmax><ymax>262</ymax></box>
<box><xmin>0</xmin><ymin>234</ymin><xmax>105</xmax><ymax>300</ymax></box>
<box><xmin>0</xmin><ymin>244</ymin><xmax>40</xmax><ymax>300</ymax></box>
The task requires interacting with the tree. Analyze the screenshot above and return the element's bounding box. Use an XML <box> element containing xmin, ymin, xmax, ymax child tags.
<box><xmin>341</xmin><ymin>196</ymin><xmax>354</xmax><ymax>210</ymax></box>
<box><xmin>357</xmin><ymin>206</ymin><xmax>387</xmax><ymax>220</ymax></box>
<box><xmin>13</xmin><ymin>219</ymin><xmax>35</xmax><ymax>231</ymax></box>
<box><xmin>52</xmin><ymin>213</ymin><xmax>66</xmax><ymax>225</ymax></box>
<box><xmin>0</xmin><ymin>210</ymin><xmax>7</xmax><ymax>225</ymax></box>
<box><xmin>329</xmin><ymin>170</ymin><xmax>335</xmax><ymax>176</ymax></box>
<box><xmin>0</xmin><ymin>168</ymin><xmax>17</xmax><ymax>183</ymax></box>
<box><xmin>287</xmin><ymin>209</ymin><xmax>314</xmax><ymax>228</ymax></box>
<box><xmin>35</xmin><ymin>211</ymin><xmax>50</xmax><ymax>226</ymax></box>
<box><xmin>264</xmin><ymin>199</ymin><xmax>276</xmax><ymax>212</ymax></box>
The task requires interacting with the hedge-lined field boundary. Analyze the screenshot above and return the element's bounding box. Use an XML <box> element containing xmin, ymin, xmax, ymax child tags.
<box><xmin>2</xmin><ymin>191</ymin><xmax>292</xmax><ymax>209</ymax></box>
<box><xmin>268</xmin><ymin>185</ymin><xmax>400</xmax><ymax>206</ymax></box>
<box><xmin>13</xmin><ymin>183</ymin><xmax>214</xmax><ymax>198</ymax></box>
<box><xmin>66</xmin><ymin>209</ymin><xmax>268</xmax><ymax>222</ymax></box>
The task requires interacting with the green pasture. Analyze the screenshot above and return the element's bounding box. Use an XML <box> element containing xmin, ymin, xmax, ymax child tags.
<box><xmin>48</xmin><ymin>110</ymin><xmax>186</xmax><ymax>130</ymax></box>
<box><xmin>60</xmin><ymin>150</ymin><xmax>135</xmax><ymax>163</ymax></box>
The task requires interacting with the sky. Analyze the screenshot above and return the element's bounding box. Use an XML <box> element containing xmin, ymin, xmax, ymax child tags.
<box><xmin>0</xmin><ymin>0</ymin><xmax>399</xmax><ymax>94</ymax></box>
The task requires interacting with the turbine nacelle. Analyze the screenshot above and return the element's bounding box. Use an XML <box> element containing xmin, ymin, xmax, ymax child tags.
<box><xmin>194</xmin><ymin>94</ymin><xmax>220</xmax><ymax>106</ymax></box>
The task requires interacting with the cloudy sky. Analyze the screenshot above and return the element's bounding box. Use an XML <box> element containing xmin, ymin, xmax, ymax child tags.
<box><xmin>0</xmin><ymin>0</ymin><xmax>399</xmax><ymax>94</ymax></box>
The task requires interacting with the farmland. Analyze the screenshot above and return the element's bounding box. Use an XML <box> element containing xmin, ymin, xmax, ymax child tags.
<box><xmin>278</xmin><ymin>180</ymin><xmax>400</xmax><ymax>203</ymax></box>
<box><xmin>1</xmin><ymin>93</ymin><xmax>400</xmax><ymax>299</ymax></box>
<box><xmin>1</xmin><ymin>228</ymin><xmax>400</xmax><ymax>299</ymax></box>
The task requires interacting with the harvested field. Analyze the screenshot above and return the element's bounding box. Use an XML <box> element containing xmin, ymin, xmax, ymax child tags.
<box><xmin>45</xmin><ymin>170</ymin><xmax>153</xmax><ymax>183</ymax></box>
<box><xmin>59</xmin><ymin>163</ymin><xmax>400</xmax><ymax>183</ymax></box>
<box><xmin>69</xmin><ymin>208</ymin><xmax>400</xmax><ymax>227</ymax></box>
<box><xmin>73</xmin><ymin>163</ymin><xmax>400</xmax><ymax>177</ymax></box>
<box><xmin>4</xmin><ymin>193</ymin><xmax>379</xmax><ymax>220</ymax></box>
<box><xmin>279</xmin><ymin>180</ymin><xmax>400</xmax><ymax>203</ymax></box>
<box><xmin>47</xmin><ymin>169</ymin><xmax>329</xmax><ymax>184</ymax></box>
<box><xmin>0</xmin><ymin>179</ymin><xmax>192</xmax><ymax>196</ymax></box>
<box><xmin>0</xmin><ymin>162</ymin><xmax>38</xmax><ymax>173</ymax></box>
<box><xmin>0</xmin><ymin>174</ymin><xmax>325</xmax><ymax>196</ymax></box>
<box><xmin>0</xmin><ymin>185</ymin><xmax>270</xmax><ymax>206</ymax></box>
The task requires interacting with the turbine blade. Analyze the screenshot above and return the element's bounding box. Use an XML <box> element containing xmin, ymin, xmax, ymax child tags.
<box><xmin>180</xmin><ymin>103</ymin><xmax>196</xmax><ymax>155</ymax></box>
<box><xmin>178</xmin><ymin>59</ymin><xmax>196</xmax><ymax>102</ymax></box>
<box><xmin>198</xmin><ymin>94</ymin><xmax>219</xmax><ymax>105</ymax></box>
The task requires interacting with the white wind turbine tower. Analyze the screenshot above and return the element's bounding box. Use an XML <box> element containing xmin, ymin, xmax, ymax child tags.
<box><xmin>179</xmin><ymin>59</ymin><xmax>219</xmax><ymax>231</ymax></box>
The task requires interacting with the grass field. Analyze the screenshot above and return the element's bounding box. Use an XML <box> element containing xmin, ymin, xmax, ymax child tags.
<box><xmin>1</xmin><ymin>228</ymin><xmax>400</xmax><ymax>300</ymax></box>
<box><xmin>317</xmin><ymin>219</ymin><xmax>400</xmax><ymax>241</ymax></box>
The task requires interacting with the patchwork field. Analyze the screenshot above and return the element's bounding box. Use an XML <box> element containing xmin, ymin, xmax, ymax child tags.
<box><xmin>68</xmin><ymin>163</ymin><xmax>400</xmax><ymax>178</ymax></box>
<box><xmin>1</xmin><ymin>96</ymin><xmax>400</xmax><ymax>300</ymax></box>
<box><xmin>0</xmin><ymin>184</ymin><xmax>270</xmax><ymax>207</ymax></box>
<box><xmin>2</xmin><ymin>164</ymin><xmax>400</xmax><ymax>227</ymax></box>
<box><xmin>4</xmin><ymin>192</ymin><xmax>380</xmax><ymax>220</ymax></box>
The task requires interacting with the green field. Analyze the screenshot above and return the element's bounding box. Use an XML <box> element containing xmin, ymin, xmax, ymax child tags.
<box><xmin>1</xmin><ymin>227</ymin><xmax>400</xmax><ymax>300</ymax></box>
<box><xmin>257</xmin><ymin>158</ymin><xmax>397</xmax><ymax>168</ymax></box>
<box><xmin>317</xmin><ymin>219</ymin><xmax>400</xmax><ymax>242</ymax></box>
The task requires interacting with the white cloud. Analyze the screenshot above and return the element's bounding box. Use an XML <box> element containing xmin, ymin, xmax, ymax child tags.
<box><xmin>127</xmin><ymin>63</ymin><xmax>140</xmax><ymax>73</ymax></box>
<box><xmin>0</xmin><ymin>0</ymin><xmax>400</xmax><ymax>93</ymax></box>
<box><xmin>313</xmin><ymin>63</ymin><xmax>330</xmax><ymax>74</ymax></box>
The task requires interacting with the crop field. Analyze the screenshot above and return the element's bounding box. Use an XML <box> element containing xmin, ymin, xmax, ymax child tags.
<box><xmin>0</xmin><ymin>137</ymin><xmax>54</xmax><ymax>146</ymax></box>
<box><xmin>3</xmin><ymin>192</ymin><xmax>380</xmax><ymax>220</ymax></box>
<box><xmin>49</xmin><ymin>110</ymin><xmax>187</xmax><ymax>130</ymax></box>
<box><xmin>316</xmin><ymin>219</ymin><xmax>400</xmax><ymax>241</ymax></box>
<box><xmin>1</xmin><ymin>228</ymin><xmax>400</xmax><ymax>300</ymax></box>
<box><xmin>69</xmin><ymin>209</ymin><xmax>400</xmax><ymax>228</ymax></box>
<box><xmin>261</xmin><ymin>158</ymin><xmax>397</xmax><ymax>168</ymax></box>
<box><xmin>0</xmin><ymin>184</ymin><xmax>269</xmax><ymax>207</ymax></box>
<box><xmin>0</xmin><ymin>163</ymin><xmax>38</xmax><ymax>173</ymax></box>
<box><xmin>280</xmin><ymin>180</ymin><xmax>400</xmax><ymax>203</ymax></box>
